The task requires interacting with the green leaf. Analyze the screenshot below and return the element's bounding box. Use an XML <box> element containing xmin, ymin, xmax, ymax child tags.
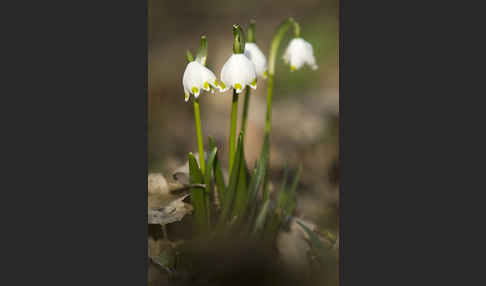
<box><xmin>188</xmin><ymin>152</ymin><xmax>206</xmax><ymax>232</ymax></box>
<box><xmin>209</xmin><ymin>137</ymin><xmax>226</xmax><ymax>206</ymax></box>
<box><xmin>260</xmin><ymin>134</ymin><xmax>270</xmax><ymax>202</ymax></box>
<box><xmin>203</xmin><ymin>146</ymin><xmax>218</xmax><ymax>227</ymax></box>
<box><xmin>276</xmin><ymin>165</ymin><xmax>301</xmax><ymax>220</ymax></box>
<box><xmin>296</xmin><ymin>220</ymin><xmax>327</xmax><ymax>258</ymax></box>
<box><xmin>247</xmin><ymin>166</ymin><xmax>258</xmax><ymax>208</ymax></box>
<box><xmin>253</xmin><ymin>200</ymin><xmax>270</xmax><ymax>234</ymax></box>
<box><xmin>284</xmin><ymin>165</ymin><xmax>302</xmax><ymax>217</ymax></box>
<box><xmin>244</xmin><ymin>167</ymin><xmax>259</xmax><ymax>228</ymax></box>
<box><xmin>195</xmin><ymin>35</ymin><xmax>208</xmax><ymax>66</ymax></box>
<box><xmin>218</xmin><ymin>132</ymin><xmax>244</xmax><ymax>225</ymax></box>
<box><xmin>232</xmin><ymin>152</ymin><xmax>249</xmax><ymax>219</ymax></box>
<box><xmin>274</xmin><ymin>163</ymin><xmax>289</xmax><ymax>215</ymax></box>
<box><xmin>204</xmin><ymin>147</ymin><xmax>218</xmax><ymax>190</ymax></box>
<box><xmin>248</xmin><ymin>151</ymin><xmax>267</xmax><ymax>210</ymax></box>
<box><xmin>265</xmin><ymin>165</ymin><xmax>302</xmax><ymax>239</ymax></box>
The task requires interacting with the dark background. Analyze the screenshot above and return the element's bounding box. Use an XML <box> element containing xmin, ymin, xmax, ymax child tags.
<box><xmin>4</xmin><ymin>0</ymin><xmax>465</xmax><ymax>285</ymax></box>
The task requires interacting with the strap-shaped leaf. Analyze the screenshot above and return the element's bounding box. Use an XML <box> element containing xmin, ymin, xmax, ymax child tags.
<box><xmin>253</xmin><ymin>200</ymin><xmax>270</xmax><ymax>234</ymax></box>
<box><xmin>203</xmin><ymin>146</ymin><xmax>218</xmax><ymax>226</ymax></box>
<box><xmin>260</xmin><ymin>134</ymin><xmax>270</xmax><ymax>202</ymax></box>
<box><xmin>188</xmin><ymin>152</ymin><xmax>206</xmax><ymax>232</ymax></box>
<box><xmin>296</xmin><ymin>220</ymin><xmax>327</xmax><ymax>259</ymax></box>
<box><xmin>247</xmin><ymin>151</ymin><xmax>267</xmax><ymax>220</ymax></box>
<box><xmin>284</xmin><ymin>165</ymin><xmax>302</xmax><ymax>217</ymax></box>
<box><xmin>209</xmin><ymin>137</ymin><xmax>226</xmax><ymax>206</ymax></box>
<box><xmin>232</xmin><ymin>152</ymin><xmax>249</xmax><ymax>219</ymax></box>
<box><xmin>218</xmin><ymin>133</ymin><xmax>244</xmax><ymax>225</ymax></box>
<box><xmin>267</xmin><ymin>165</ymin><xmax>302</xmax><ymax>238</ymax></box>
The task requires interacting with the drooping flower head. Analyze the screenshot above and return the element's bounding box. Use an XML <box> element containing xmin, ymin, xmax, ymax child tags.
<box><xmin>283</xmin><ymin>38</ymin><xmax>318</xmax><ymax>71</ymax></box>
<box><xmin>220</xmin><ymin>54</ymin><xmax>257</xmax><ymax>94</ymax></box>
<box><xmin>244</xmin><ymin>43</ymin><xmax>267</xmax><ymax>79</ymax></box>
<box><xmin>182</xmin><ymin>60</ymin><xmax>219</xmax><ymax>102</ymax></box>
<box><xmin>220</xmin><ymin>25</ymin><xmax>257</xmax><ymax>94</ymax></box>
<box><xmin>243</xmin><ymin>20</ymin><xmax>268</xmax><ymax>79</ymax></box>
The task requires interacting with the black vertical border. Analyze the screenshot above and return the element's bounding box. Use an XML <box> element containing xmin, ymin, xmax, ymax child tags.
<box><xmin>4</xmin><ymin>0</ymin><xmax>149</xmax><ymax>284</ymax></box>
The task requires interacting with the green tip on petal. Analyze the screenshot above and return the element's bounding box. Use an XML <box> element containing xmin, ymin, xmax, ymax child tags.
<box><xmin>220</xmin><ymin>81</ymin><xmax>226</xmax><ymax>90</ymax></box>
<box><xmin>204</xmin><ymin>82</ymin><xmax>210</xmax><ymax>89</ymax></box>
<box><xmin>263</xmin><ymin>71</ymin><xmax>268</xmax><ymax>78</ymax></box>
<box><xmin>250</xmin><ymin>78</ymin><xmax>257</xmax><ymax>87</ymax></box>
<box><xmin>234</xmin><ymin>83</ymin><xmax>242</xmax><ymax>90</ymax></box>
<box><xmin>290</xmin><ymin>65</ymin><xmax>296</xmax><ymax>72</ymax></box>
<box><xmin>191</xmin><ymin>86</ymin><xmax>199</xmax><ymax>94</ymax></box>
<box><xmin>184</xmin><ymin>93</ymin><xmax>190</xmax><ymax>102</ymax></box>
<box><xmin>214</xmin><ymin>79</ymin><xmax>219</xmax><ymax>86</ymax></box>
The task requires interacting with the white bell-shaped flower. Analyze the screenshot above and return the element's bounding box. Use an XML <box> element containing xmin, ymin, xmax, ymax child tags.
<box><xmin>220</xmin><ymin>54</ymin><xmax>257</xmax><ymax>94</ymax></box>
<box><xmin>283</xmin><ymin>38</ymin><xmax>318</xmax><ymax>71</ymax></box>
<box><xmin>182</xmin><ymin>61</ymin><xmax>219</xmax><ymax>102</ymax></box>
<box><xmin>244</xmin><ymin>43</ymin><xmax>268</xmax><ymax>78</ymax></box>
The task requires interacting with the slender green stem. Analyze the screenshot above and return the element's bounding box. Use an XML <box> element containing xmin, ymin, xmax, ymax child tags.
<box><xmin>262</xmin><ymin>75</ymin><xmax>274</xmax><ymax>201</ymax></box>
<box><xmin>268</xmin><ymin>18</ymin><xmax>295</xmax><ymax>76</ymax></box>
<box><xmin>194</xmin><ymin>98</ymin><xmax>205</xmax><ymax>175</ymax></box>
<box><xmin>241</xmin><ymin>20</ymin><xmax>255</xmax><ymax>138</ymax></box>
<box><xmin>241</xmin><ymin>88</ymin><xmax>251</xmax><ymax>134</ymax></box>
<box><xmin>247</xmin><ymin>19</ymin><xmax>256</xmax><ymax>43</ymax></box>
<box><xmin>262</xmin><ymin>17</ymin><xmax>300</xmax><ymax>198</ymax></box>
<box><xmin>265</xmin><ymin>75</ymin><xmax>274</xmax><ymax>134</ymax></box>
<box><xmin>266</xmin><ymin>18</ymin><xmax>297</xmax><ymax>134</ymax></box>
<box><xmin>229</xmin><ymin>90</ymin><xmax>238</xmax><ymax>173</ymax></box>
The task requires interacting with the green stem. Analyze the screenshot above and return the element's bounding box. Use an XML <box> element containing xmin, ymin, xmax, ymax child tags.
<box><xmin>265</xmin><ymin>75</ymin><xmax>274</xmax><ymax>134</ymax></box>
<box><xmin>229</xmin><ymin>90</ymin><xmax>239</xmax><ymax>173</ymax></box>
<box><xmin>262</xmin><ymin>75</ymin><xmax>274</xmax><ymax>200</ymax></box>
<box><xmin>241</xmin><ymin>88</ymin><xmax>251</xmax><ymax>134</ymax></box>
<box><xmin>194</xmin><ymin>98</ymin><xmax>205</xmax><ymax>175</ymax></box>
<box><xmin>262</xmin><ymin>17</ymin><xmax>300</xmax><ymax>198</ymax></box>
<box><xmin>241</xmin><ymin>19</ymin><xmax>255</xmax><ymax>139</ymax></box>
<box><xmin>266</xmin><ymin>18</ymin><xmax>297</xmax><ymax>134</ymax></box>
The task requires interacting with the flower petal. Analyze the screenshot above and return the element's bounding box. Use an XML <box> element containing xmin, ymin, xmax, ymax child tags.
<box><xmin>182</xmin><ymin>61</ymin><xmax>219</xmax><ymax>100</ymax></box>
<box><xmin>282</xmin><ymin>38</ymin><xmax>317</xmax><ymax>71</ymax></box>
<box><xmin>244</xmin><ymin>43</ymin><xmax>268</xmax><ymax>78</ymax></box>
<box><xmin>220</xmin><ymin>54</ymin><xmax>257</xmax><ymax>93</ymax></box>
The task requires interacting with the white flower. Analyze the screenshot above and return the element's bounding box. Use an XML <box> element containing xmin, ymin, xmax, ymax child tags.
<box><xmin>283</xmin><ymin>38</ymin><xmax>318</xmax><ymax>71</ymax></box>
<box><xmin>220</xmin><ymin>54</ymin><xmax>257</xmax><ymax>94</ymax></box>
<box><xmin>182</xmin><ymin>61</ymin><xmax>219</xmax><ymax>102</ymax></box>
<box><xmin>244</xmin><ymin>43</ymin><xmax>268</xmax><ymax>78</ymax></box>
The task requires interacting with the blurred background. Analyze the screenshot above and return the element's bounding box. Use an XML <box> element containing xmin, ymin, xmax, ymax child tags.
<box><xmin>149</xmin><ymin>0</ymin><xmax>338</xmax><ymax>284</ymax></box>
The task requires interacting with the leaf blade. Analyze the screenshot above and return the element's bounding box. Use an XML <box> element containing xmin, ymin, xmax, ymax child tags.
<box><xmin>209</xmin><ymin>137</ymin><xmax>226</xmax><ymax>207</ymax></box>
<box><xmin>188</xmin><ymin>152</ymin><xmax>206</xmax><ymax>233</ymax></box>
